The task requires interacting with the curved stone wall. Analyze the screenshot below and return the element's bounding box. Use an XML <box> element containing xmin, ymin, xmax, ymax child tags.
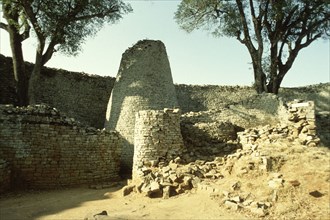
<box><xmin>133</xmin><ymin>109</ymin><xmax>184</xmax><ymax>180</ymax></box>
<box><xmin>0</xmin><ymin>104</ymin><xmax>121</xmax><ymax>192</ymax></box>
<box><xmin>104</xmin><ymin>40</ymin><xmax>179</xmax><ymax>174</ymax></box>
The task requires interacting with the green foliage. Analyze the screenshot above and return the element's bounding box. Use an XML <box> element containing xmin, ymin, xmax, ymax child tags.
<box><xmin>175</xmin><ymin>0</ymin><xmax>330</xmax><ymax>93</ymax></box>
<box><xmin>1</xmin><ymin>0</ymin><xmax>132</xmax><ymax>57</ymax></box>
<box><xmin>174</xmin><ymin>0</ymin><xmax>242</xmax><ymax>37</ymax></box>
<box><xmin>1</xmin><ymin>0</ymin><xmax>28</xmax><ymax>34</ymax></box>
<box><xmin>175</xmin><ymin>0</ymin><xmax>330</xmax><ymax>42</ymax></box>
<box><xmin>25</xmin><ymin>0</ymin><xmax>132</xmax><ymax>56</ymax></box>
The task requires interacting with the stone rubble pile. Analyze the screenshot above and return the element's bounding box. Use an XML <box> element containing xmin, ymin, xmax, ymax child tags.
<box><xmin>123</xmin><ymin>141</ymin><xmax>289</xmax><ymax>217</ymax></box>
<box><xmin>238</xmin><ymin>100</ymin><xmax>320</xmax><ymax>148</ymax></box>
<box><xmin>180</xmin><ymin>116</ymin><xmax>243</xmax><ymax>161</ymax></box>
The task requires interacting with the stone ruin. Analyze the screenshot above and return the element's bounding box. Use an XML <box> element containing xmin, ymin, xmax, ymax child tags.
<box><xmin>0</xmin><ymin>104</ymin><xmax>121</xmax><ymax>193</ymax></box>
<box><xmin>122</xmin><ymin>99</ymin><xmax>320</xmax><ymax>201</ymax></box>
<box><xmin>132</xmin><ymin>108</ymin><xmax>185</xmax><ymax>180</ymax></box>
<box><xmin>0</xmin><ymin>39</ymin><xmax>326</xmax><ymax>195</ymax></box>
<box><xmin>104</xmin><ymin>40</ymin><xmax>179</xmax><ymax>174</ymax></box>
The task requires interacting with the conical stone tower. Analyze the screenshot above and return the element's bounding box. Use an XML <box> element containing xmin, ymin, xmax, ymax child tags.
<box><xmin>105</xmin><ymin>40</ymin><xmax>179</xmax><ymax>175</ymax></box>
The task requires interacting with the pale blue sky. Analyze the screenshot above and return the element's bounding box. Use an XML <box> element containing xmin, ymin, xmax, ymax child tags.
<box><xmin>0</xmin><ymin>1</ymin><xmax>329</xmax><ymax>87</ymax></box>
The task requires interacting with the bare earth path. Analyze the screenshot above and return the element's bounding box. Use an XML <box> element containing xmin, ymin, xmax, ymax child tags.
<box><xmin>0</xmin><ymin>185</ymin><xmax>247</xmax><ymax>220</ymax></box>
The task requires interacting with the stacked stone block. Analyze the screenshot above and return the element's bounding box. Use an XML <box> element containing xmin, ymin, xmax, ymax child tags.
<box><xmin>0</xmin><ymin>159</ymin><xmax>11</xmax><ymax>193</ymax></box>
<box><xmin>0</xmin><ymin>104</ymin><xmax>121</xmax><ymax>192</ymax></box>
<box><xmin>238</xmin><ymin>100</ymin><xmax>320</xmax><ymax>148</ymax></box>
<box><xmin>105</xmin><ymin>40</ymin><xmax>179</xmax><ymax>173</ymax></box>
<box><xmin>286</xmin><ymin>100</ymin><xmax>319</xmax><ymax>146</ymax></box>
<box><xmin>132</xmin><ymin>109</ymin><xmax>184</xmax><ymax>180</ymax></box>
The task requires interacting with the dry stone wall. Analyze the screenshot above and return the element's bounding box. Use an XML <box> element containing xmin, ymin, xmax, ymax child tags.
<box><xmin>175</xmin><ymin>84</ymin><xmax>257</xmax><ymax>112</ymax></box>
<box><xmin>0</xmin><ymin>104</ymin><xmax>121</xmax><ymax>193</ymax></box>
<box><xmin>0</xmin><ymin>54</ymin><xmax>115</xmax><ymax>129</ymax></box>
<box><xmin>175</xmin><ymin>83</ymin><xmax>330</xmax><ymax>114</ymax></box>
<box><xmin>1</xmin><ymin>54</ymin><xmax>329</xmax><ymax>131</ymax></box>
<box><xmin>238</xmin><ymin>100</ymin><xmax>320</xmax><ymax>149</ymax></box>
<box><xmin>132</xmin><ymin>109</ymin><xmax>184</xmax><ymax>180</ymax></box>
<box><xmin>104</xmin><ymin>40</ymin><xmax>179</xmax><ymax>174</ymax></box>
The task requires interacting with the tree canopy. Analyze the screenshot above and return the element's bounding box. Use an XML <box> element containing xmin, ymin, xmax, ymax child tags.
<box><xmin>0</xmin><ymin>0</ymin><xmax>132</xmax><ymax>105</ymax></box>
<box><xmin>175</xmin><ymin>0</ymin><xmax>330</xmax><ymax>93</ymax></box>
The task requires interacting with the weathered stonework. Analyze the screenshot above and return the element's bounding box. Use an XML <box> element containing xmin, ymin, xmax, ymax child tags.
<box><xmin>0</xmin><ymin>104</ymin><xmax>121</xmax><ymax>192</ymax></box>
<box><xmin>0</xmin><ymin>54</ymin><xmax>114</xmax><ymax>129</ymax></box>
<box><xmin>105</xmin><ymin>40</ymin><xmax>179</xmax><ymax>174</ymax></box>
<box><xmin>238</xmin><ymin>100</ymin><xmax>320</xmax><ymax>149</ymax></box>
<box><xmin>132</xmin><ymin>109</ymin><xmax>184</xmax><ymax>180</ymax></box>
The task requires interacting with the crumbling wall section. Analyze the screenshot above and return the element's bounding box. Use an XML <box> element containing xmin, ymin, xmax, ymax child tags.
<box><xmin>0</xmin><ymin>104</ymin><xmax>121</xmax><ymax>192</ymax></box>
<box><xmin>238</xmin><ymin>100</ymin><xmax>320</xmax><ymax>149</ymax></box>
<box><xmin>132</xmin><ymin>109</ymin><xmax>184</xmax><ymax>180</ymax></box>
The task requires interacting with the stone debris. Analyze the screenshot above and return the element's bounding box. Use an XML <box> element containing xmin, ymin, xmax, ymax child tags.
<box><xmin>222</xmin><ymin>193</ymin><xmax>271</xmax><ymax>216</ymax></box>
<box><xmin>84</xmin><ymin>210</ymin><xmax>108</xmax><ymax>220</ymax></box>
<box><xmin>288</xmin><ymin>180</ymin><xmax>301</xmax><ymax>187</ymax></box>
<box><xmin>309</xmin><ymin>190</ymin><xmax>324</xmax><ymax>198</ymax></box>
<box><xmin>268</xmin><ymin>178</ymin><xmax>284</xmax><ymax>189</ymax></box>
<box><xmin>238</xmin><ymin>100</ymin><xmax>320</xmax><ymax>149</ymax></box>
<box><xmin>122</xmin><ymin>185</ymin><xmax>135</xmax><ymax>196</ymax></box>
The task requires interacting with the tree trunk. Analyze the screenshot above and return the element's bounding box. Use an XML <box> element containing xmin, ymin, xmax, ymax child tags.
<box><xmin>267</xmin><ymin>44</ymin><xmax>280</xmax><ymax>94</ymax></box>
<box><xmin>8</xmin><ymin>27</ymin><xmax>29</xmax><ymax>106</ymax></box>
<box><xmin>28</xmin><ymin>42</ymin><xmax>45</xmax><ymax>104</ymax></box>
<box><xmin>3</xmin><ymin>3</ymin><xmax>29</xmax><ymax>106</ymax></box>
<box><xmin>251</xmin><ymin>57</ymin><xmax>267</xmax><ymax>94</ymax></box>
<box><xmin>267</xmin><ymin>77</ymin><xmax>280</xmax><ymax>94</ymax></box>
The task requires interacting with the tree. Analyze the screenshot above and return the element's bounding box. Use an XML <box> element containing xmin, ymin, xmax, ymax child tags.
<box><xmin>0</xmin><ymin>0</ymin><xmax>132</xmax><ymax>105</ymax></box>
<box><xmin>175</xmin><ymin>0</ymin><xmax>330</xmax><ymax>94</ymax></box>
<box><xmin>1</xmin><ymin>0</ymin><xmax>30</xmax><ymax>106</ymax></box>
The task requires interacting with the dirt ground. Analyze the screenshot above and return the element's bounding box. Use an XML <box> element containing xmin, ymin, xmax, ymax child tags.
<box><xmin>1</xmin><ymin>142</ymin><xmax>329</xmax><ymax>220</ymax></box>
<box><xmin>0</xmin><ymin>185</ymin><xmax>248</xmax><ymax>220</ymax></box>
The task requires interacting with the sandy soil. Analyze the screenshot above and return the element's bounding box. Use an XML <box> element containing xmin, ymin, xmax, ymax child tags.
<box><xmin>1</xmin><ymin>142</ymin><xmax>329</xmax><ymax>220</ymax></box>
<box><xmin>0</xmin><ymin>185</ymin><xmax>247</xmax><ymax>220</ymax></box>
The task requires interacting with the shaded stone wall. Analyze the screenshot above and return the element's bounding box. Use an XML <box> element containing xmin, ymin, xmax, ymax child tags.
<box><xmin>132</xmin><ymin>109</ymin><xmax>184</xmax><ymax>180</ymax></box>
<box><xmin>104</xmin><ymin>40</ymin><xmax>179</xmax><ymax>173</ymax></box>
<box><xmin>238</xmin><ymin>100</ymin><xmax>320</xmax><ymax>149</ymax></box>
<box><xmin>0</xmin><ymin>104</ymin><xmax>121</xmax><ymax>193</ymax></box>
<box><xmin>1</xmin><ymin>54</ymin><xmax>329</xmax><ymax>130</ymax></box>
<box><xmin>0</xmin><ymin>54</ymin><xmax>115</xmax><ymax>129</ymax></box>
<box><xmin>175</xmin><ymin>84</ymin><xmax>257</xmax><ymax>112</ymax></box>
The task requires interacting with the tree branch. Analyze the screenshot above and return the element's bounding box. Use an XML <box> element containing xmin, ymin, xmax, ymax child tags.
<box><xmin>236</xmin><ymin>30</ymin><xmax>246</xmax><ymax>44</ymax></box>
<box><xmin>0</xmin><ymin>22</ymin><xmax>8</xmax><ymax>31</ymax></box>
<box><xmin>19</xmin><ymin>0</ymin><xmax>45</xmax><ymax>42</ymax></box>
<box><xmin>42</xmin><ymin>39</ymin><xmax>57</xmax><ymax>65</ymax></box>
<box><xmin>20</xmin><ymin>20</ymin><xmax>31</xmax><ymax>41</ymax></box>
<box><xmin>236</xmin><ymin>0</ymin><xmax>255</xmax><ymax>52</ymax></box>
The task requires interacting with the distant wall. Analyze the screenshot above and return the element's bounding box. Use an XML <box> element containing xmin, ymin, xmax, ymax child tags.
<box><xmin>1</xmin><ymin>54</ymin><xmax>329</xmax><ymax>130</ymax></box>
<box><xmin>0</xmin><ymin>104</ymin><xmax>121</xmax><ymax>192</ymax></box>
<box><xmin>175</xmin><ymin>84</ymin><xmax>258</xmax><ymax>112</ymax></box>
<box><xmin>0</xmin><ymin>55</ymin><xmax>17</xmax><ymax>105</ymax></box>
<box><xmin>175</xmin><ymin>83</ymin><xmax>330</xmax><ymax>113</ymax></box>
<box><xmin>0</xmin><ymin>54</ymin><xmax>115</xmax><ymax>129</ymax></box>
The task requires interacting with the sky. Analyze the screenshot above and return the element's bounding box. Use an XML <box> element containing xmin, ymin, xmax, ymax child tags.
<box><xmin>0</xmin><ymin>1</ymin><xmax>329</xmax><ymax>87</ymax></box>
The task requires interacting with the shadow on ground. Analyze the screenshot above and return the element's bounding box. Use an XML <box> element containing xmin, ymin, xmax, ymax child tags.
<box><xmin>0</xmin><ymin>182</ymin><xmax>127</xmax><ymax>220</ymax></box>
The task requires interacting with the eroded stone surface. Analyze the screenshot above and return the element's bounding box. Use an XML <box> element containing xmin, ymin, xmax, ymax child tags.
<box><xmin>104</xmin><ymin>40</ymin><xmax>178</xmax><ymax>173</ymax></box>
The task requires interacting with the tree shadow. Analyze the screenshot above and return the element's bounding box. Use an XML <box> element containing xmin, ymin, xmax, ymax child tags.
<box><xmin>315</xmin><ymin>112</ymin><xmax>330</xmax><ymax>147</ymax></box>
<box><xmin>0</xmin><ymin>182</ymin><xmax>129</xmax><ymax>220</ymax></box>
